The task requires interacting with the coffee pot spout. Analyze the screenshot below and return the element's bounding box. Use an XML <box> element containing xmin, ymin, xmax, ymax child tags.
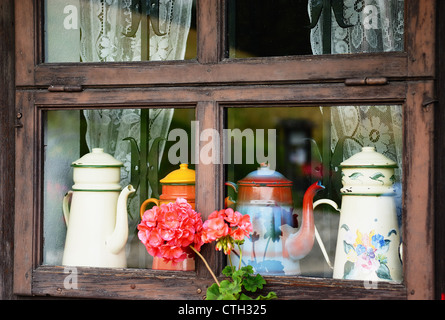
<box><xmin>283</xmin><ymin>181</ymin><xmax>325</xmax><ymax>261</ymax></box>
<box><xmin>106</xmin><ymin>184</ymin><xmax>136</xmax><ymax>254</ymax></box>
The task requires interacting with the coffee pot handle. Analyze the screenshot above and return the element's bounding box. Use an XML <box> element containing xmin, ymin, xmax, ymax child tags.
<box><xmin>313</xmin><ymin>199</ymin><xmax>341</xmax><ymax>270</ymax></box>
<box><xmin>140</xmin><ymin>198</ymin><xmax>160</xmax><ymax>219</ymax></box>
<box><xmin>224</xmin><ymin>181</ymin><xmax>238</xmax><ymax>209</ymax></box>
<box><xmin>62</xmin><ymin>191</ymin><xmax>73</xmax><ymax>227</ymax></box>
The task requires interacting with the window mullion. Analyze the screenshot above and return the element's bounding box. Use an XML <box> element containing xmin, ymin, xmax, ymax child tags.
<box><xmin>195</xmin><ymin>101</ymin><xmax>224</xmax><ymax>278</ymax></box>
<box><xmin>196</xmin><ymin>0</ymin><xmax>223</xmax><ymax>64</ymax></box>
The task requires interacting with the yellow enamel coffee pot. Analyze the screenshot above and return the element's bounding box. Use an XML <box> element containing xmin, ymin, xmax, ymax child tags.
<box><xmin>139</xmin><ymin>163</ymin><xmax>195</xmax><ymax>219</ymax></box>
<box><xmin>139</xmin><ymin>163</ymin><xmax>195</xmax><ymax>271</ymax></box>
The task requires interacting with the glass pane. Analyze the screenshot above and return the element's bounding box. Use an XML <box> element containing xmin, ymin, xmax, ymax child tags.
<box><xmin>225</xmin><ymin>105</ymin><xmax>403</xmax><ymax>282</ymax></box>
<box><xmin>227</xmin><ymin>0</ymin><xmax>404</xmax><ymax>58</ymax></box>
<box><xmin>42</xmin><ymin>108</ymin><xmax>195</xmax><ymax>269</ymax></box>
<box><xmin>44</xmin><ymin>0</ymin><xmax>196</xmax><ymax>62</ymax></box>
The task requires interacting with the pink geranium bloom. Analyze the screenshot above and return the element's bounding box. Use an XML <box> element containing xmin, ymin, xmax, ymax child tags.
<box><xmin>230</xmin><ymin>227</ymin><xmax>247</xmax><ymax>241</ymax></box>
<box><xmin>201</xmin><ymin>208</ymin><xmax>252</xmax><ymax>255</ymax></box>
<box><xmin>138</xmin><ymin>198</ymin><xmax>252</xmax><ymax>265</ymax></box>
<box><xmin>238</xmin><ymin>214</ymin><xmax>253</xmax><ymax>234</ymax></box>
<box><xmin>224</xmin><ymin>208</ymin><xmax>242</xmax><ymax>226</ymax></box>
<box><xmin>201</xmin><ymin>217</ymin><xmax>229</xmax><ymax>242</ymax></box>
<box><xmin>208</xmin><ymin>209</ymin><xmax>226</xmax><ymax>220</ymax></box>
<box><xmin>160</xmin><ymin>245</ymin><xmax>187</xmax><ymax>263</ymax></box>
<box><xmin>137</xmin><ymin>198</ymin><xmax>204</xmax><ymax>264</ymax></box>
<box><xmin>141</xmin><ymin>206</ymin><xmax>159</xmax><ymax>227</ymax></box>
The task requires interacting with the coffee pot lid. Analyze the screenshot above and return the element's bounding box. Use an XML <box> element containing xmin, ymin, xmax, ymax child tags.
<box><xmin>160</xmin><ymin>163</ymin><xmax>195</xmax><ymax>184</ymax></box>
<box><xmin>238</xmin><ymin>163</ymin><xmax>292</xmax><ymax>187</ymax></box>
<box><xmin>72</xmin><ymin>148</ymin><xmax>123</xmax><ymax>168</ymax></box>
<box><xmin>340</xmin><ymin>147</ymin><xmax>397</xmax><ymax>168</ymax></box>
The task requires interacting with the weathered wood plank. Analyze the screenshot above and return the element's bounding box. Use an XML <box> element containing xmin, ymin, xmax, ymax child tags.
<box><xmin>31</xmin><ymin>266</ymin><xmax>406</xmax><ymax>300</ymax></box>
<box><xmin>406</xmin><ymin>0</ymin><xmax>436</xmax><ymax>77</ymax></box>
<box><xmin>32</xmin><ymin>266</ymin><xmax>212</xmax><ymax>300</ymax></box>
<box><xmin>403</xmin><ymin>81</ymin><xmax>435</xmax><ymax>300</ymax></box>
<box><xmin>32</xmin><ymin>54</ymin><xmax>408</xmax><ymax>89</ymax></box>
<box><xmin>0</xmin><ymin>0</ymin><xmax>16</xmax><ymax>300</ymax></box>
<box><xmin>13</xmin><ymin>91</ymin><xmax>36</xmax><ymax>296</ymax></box>
<box><xmin>31</xmin><ymin>82</ymin><xmax>407</xmax><ymax>107</ymax></box>
<box><xmin>195</xmin><ymin>101</ymin><xmax>224</xmax><ymax>278</ymax></box>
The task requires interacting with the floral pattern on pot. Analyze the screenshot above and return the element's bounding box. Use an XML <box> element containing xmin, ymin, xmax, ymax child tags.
<box><xmin>341</xmin><ymin>224</ymin><xmax>396</xmax><ymax>281</ymax></box>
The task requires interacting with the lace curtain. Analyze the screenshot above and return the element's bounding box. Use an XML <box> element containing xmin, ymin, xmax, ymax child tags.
<box><xmin>309</xmin><ymin>0</ymin><xmax>404</xmax><ymax>54</ymax></box>
<box><xmin>79</xmin><ymin>0</ymin><xmax>192</xmax><ymax>61</ymax></box>
<box><xmin>309</xmin><ymin>0</ymin><xmax>404</xmax><ymax>223</ymax></box>
<box><xmin>80</xmin><ymin>0</ymin><xmax>193</xmax><ymax>267</ymax></box>
<box><xmin>81</xmin><ymin>0</ymin><xmax>192</xmax><ymax>196</ymax></box>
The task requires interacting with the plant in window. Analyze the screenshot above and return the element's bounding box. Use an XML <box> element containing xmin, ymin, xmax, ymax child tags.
<box><xmin>137</xmin><ymin>198</ymin><xmax>205</xmax><ymax>264</ymax></box>
<box><xmin>138</xmin><ymin>198</ymin><xmax>277</xmax><ymax>300</ymax></box>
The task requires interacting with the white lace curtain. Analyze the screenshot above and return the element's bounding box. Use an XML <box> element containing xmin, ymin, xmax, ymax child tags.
<box><xmin>80</xmin><ymin>0</ymin><xmax>193</xmax><ymax>267</ymax></box>
<box><xmin>309</xmin><ymin>0</ymin><xmax>404</xmax><ymax>54</ymax></box>
<box><xmin>309</xmin><ymin>0</ymin><xmax>404</xmax><ymax>223</ymax></box>
<box><xmin>81</xmin><ymin>0</ymin><xmax>193</xmax><ymax>196</ymax></box>
<box><xmin>79</xmin><ymin>0</ymin><xmax>192</xmax><ymax>62</ymax></box>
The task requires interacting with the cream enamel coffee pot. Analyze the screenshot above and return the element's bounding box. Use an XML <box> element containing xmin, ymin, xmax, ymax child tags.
<box><xmin>62</xmin><ymin>148</ymin><xmax>135</xmax><ymax>268</ymax></box>
<box><xmin>315</xmin><ymin>147</ymin><xmax>403</xmax><ymax>282</ymax></box>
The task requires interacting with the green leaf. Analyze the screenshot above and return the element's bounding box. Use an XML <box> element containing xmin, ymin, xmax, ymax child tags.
<box><xmin>232</xmin><ymin>269</ymin><xmax>247</xmax><ymax>282</ymax></box>
<box><xmin>219</xmin><ymin>279</ymin><xmax>242</xmax><ymax>298</ymax></box>
<box><xmin>205</xmin><ymin>283</ymin><xmax>222</xmax><ymax>300</ymax></box>
<box><xmin>240</xmin><ymin>265</ymin><xmax>254</xmax><ymax>275</ymax></box>
<box><xmin>376</xmin><ymin>264</ymin><xmax>392</xmax><ymax>281</ymax></box>
<box><xmin>239</xmin><ymin>293</ymin><xmax>253</xmax><ymax>300</ymax></box>
<box><xmin>221</xmin><ymin>293</ymin><xmax>238</xmax><ymax>300</ymax></box>
<box><xmin>222</xmin><ymin>265</ymin><xmax>235</xmax><ymax>278</ymax></box>
<box><xmin>349</xmin><ymin>172</ymin><xmax>364</xmax><ymax>180</ymax></box>
<box><xmin>343</xmin><ymin>240</ymin><xmax>354</xmax><ymax>254</ymax></box>
<box><xmin>255</xmin><ymin>291</ymin><xmax>278</xmax><ymax>300</ymax></box>
<box><xmin>208</xmin><ymin>264</ymin><xmax>277</xmax><ymax>300</ymax></box>
<box><xmin>243</xmin><ymin>273</ymin><xmax>266</xmax><ymax>292</ymax></box>
<box><xmin>369</xmin><ymin>172</ymin><xmax>385</xmax><ymax>185</ymax></box>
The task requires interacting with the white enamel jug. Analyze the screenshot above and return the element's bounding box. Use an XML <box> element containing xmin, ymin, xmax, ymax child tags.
<box><xmin>62</xmin><ymin>148</ymin><xmax>135</xmax><ymax>268</ymax></box>
<box><xmin>315</xmin><ymin>147</ymin><xmax>403</xmax><ymax>282</ymax></box>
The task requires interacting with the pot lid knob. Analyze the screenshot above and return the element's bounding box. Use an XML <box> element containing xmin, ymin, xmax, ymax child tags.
<box><xmin>72</xmin><ymin>148</ymin><xmax>123</xmax><ymax>167</ymax></box>
<box><xmin>160</xmin><ymin>163</ymin><xmax>195</xmax><ymax>184</ymax></box>
<box><xmin>238</xmin><ymin>163</ymin><xmax>293</xmax><ymax>186</ymax></box>
<box><xmin>340</xmin><ymin>147</ymin><xmax>397</xmax><ymax>168</ymax></box>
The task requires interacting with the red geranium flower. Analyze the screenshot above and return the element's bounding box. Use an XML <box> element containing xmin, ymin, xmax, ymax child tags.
<box><xmin>138</xmin><ymin>198</ymin><xmax>253</xmax><ymax>288</ymax></box>
<box><xmin>138</xmin><ymin>198</ymin><xmax>204</xmax><ymax>264</ymax></box>
<box><xmin>201</xmin><ymin>208</ymin><xmax>252</xmax><ymax>255</ymax></box>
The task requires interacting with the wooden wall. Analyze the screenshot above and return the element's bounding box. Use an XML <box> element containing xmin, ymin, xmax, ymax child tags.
<box><xmin>0</xmin><ymin>0</ymin><xmax>16</xmax><ymax>300</ymax></box>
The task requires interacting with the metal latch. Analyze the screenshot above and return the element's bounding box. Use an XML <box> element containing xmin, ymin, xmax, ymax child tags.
<box><xmin>344</xmin><ymin>77</ymin><xmax>388</xmax><ymax>86</ymax></box>
<box><xmin>48</xmin><ymin>85</ymin><xmax>83</xmax><ymax>92</ymax></box>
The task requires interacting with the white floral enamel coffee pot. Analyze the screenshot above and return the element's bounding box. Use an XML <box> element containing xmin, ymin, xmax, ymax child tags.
<box><xmin>62</xmin><ymin>148</ymin><xmax>135</xmax><ymax>268</ymax></box>
<box><xmin>315</xmin><ymin>147</ymin><xmax>403</xmax><ymax>282</ymax></box>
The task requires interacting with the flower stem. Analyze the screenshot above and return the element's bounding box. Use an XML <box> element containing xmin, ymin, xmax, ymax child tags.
<box><xmin>237</xmin><ymin>243</ymin><xmax>242</xmax><ymax>270</ymax></box>
<box><xmin>189</xmin><ymin>245</ymin><xmax>220</xmax><ymax>287</ymax></box>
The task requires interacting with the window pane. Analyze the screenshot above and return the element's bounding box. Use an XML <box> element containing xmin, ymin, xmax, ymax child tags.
<box><xmin>44</xmin><ymin>0</ymin><xmax>196</xmax><ymax>62</ymax></box>
<box><xmin>225</xmin><ymin>105</ymin><xmax>403</xmax><ymax>281</ymax></box>
<box><xmin>227</xmin><ymin>0</ymin><xmax>404</xmax><ymax>58</ymax></box>
<box><xmin>42</xmin><ymin>108</ymin><xmax>195</xmax><ymax>269</ymax></box>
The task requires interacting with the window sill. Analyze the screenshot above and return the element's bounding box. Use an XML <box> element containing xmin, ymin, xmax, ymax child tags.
<box><xmin>29</xmin><ymin>265</ymin><xmax>406</xmax><ymax>300</ymax></box>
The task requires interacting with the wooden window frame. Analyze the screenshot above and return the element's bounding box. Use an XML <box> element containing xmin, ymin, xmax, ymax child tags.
<box><xmin>13</xmin><ymin>0</ymin><xmax>436</xmax><ymax>299</ymax></box>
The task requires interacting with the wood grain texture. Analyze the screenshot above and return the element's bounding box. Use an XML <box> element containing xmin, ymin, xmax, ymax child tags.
<box><xmin>0</xmin><ymin>0</ymin><xmax>16</xmax><ymax>300</ymax></box>
<box><xmin>31</xmin><ymin>266</ymin><xmax>406</xmax><ymax>300</ymax></box>
<box><xmin>403</xmin><ymin>81</ymin><xmax>435</xmax><ymax>300</ymax></box>
<box><xmin>7</xmin><ymin>0</ymin><xmax>439</xmax><ymax>300</ymax></box>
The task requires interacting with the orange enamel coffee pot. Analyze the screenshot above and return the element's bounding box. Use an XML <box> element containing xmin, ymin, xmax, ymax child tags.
<box><xmin>139</xmin><ymin>163</ymin><xmax>195</xmax><ymax>219</ymax></box>
<box><xmin>139</xmin><ymin>163</ymin><xmax>195</xmax><ymax>271</ymax></box>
